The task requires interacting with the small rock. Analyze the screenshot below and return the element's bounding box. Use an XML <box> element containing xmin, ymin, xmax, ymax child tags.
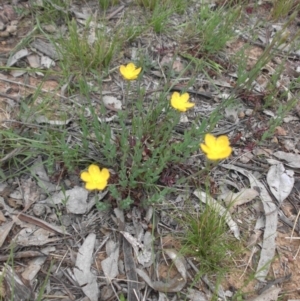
<box><xmin>33</xmin><ymin>204</ymin><xmax>46</xmax><ymax>217</ymax></box>
<box><xmin>238</xmin><ymin>111</ymin><xmax>245</xmax><ymax>118</ymax></box>
<box><xmin>225</xmin><ymin>290</ymin><xmax>233</xmax><ymax>297</ymax></box>
<box><xmin>263</xmin><ymin>109</ymin><xmax>275</xmax><ymax>117</ymax></box>
<box><xmin>0</xmin><ymin>21</ymin><xmax>5</xmax><ymax>31</ymax></box>
<box><xmin>6</xmin><ymin>25</ymin><xmax>17</xmax><ymax>34</ymax></box>
<box><xmin>48</xmin><ymin>213</ymin><xmax>59</xmax><ymax>222</ymax></box>
<box><xmin>9</xmin><ymin>190</ymin><xmax>22</xmax><ymax>199</ymax></box>
<box><xmin>245</xmin><ymin>109</ymin><xmax>253</xmax><ymax>116</ymax></box>
<box><xmin>42</xmin><ymin>24</ymin><xmax>57</xmax><ymax>33</ymax></box>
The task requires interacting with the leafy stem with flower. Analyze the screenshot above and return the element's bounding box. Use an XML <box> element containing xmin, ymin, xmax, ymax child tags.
<box><xmin>80</xmin><ymin>62</ymin><xmax>232</xmax><ymax>209</ymax></box>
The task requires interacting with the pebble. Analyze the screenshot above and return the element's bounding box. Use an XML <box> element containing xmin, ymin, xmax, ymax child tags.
<box><xmin>245</xmin><ymin>109</ymin><xmax>253</xmax><ymax>116</ymax></box>
<box><xmin>42</xmin><ymin>24</ymin><xmax>57</xmax><ymax>33</ymax></box>
<box><xmin>33</xmin><ymin>204</ymin><xmax>46</xmax><ymax>216</ymax></box>
<box><xmin>238</xmin><ymin>111</ymin><xmax>245</xmax><ymax>118</ymax></box>
<box><xmin>6</xmin><ymin>25</ymin><xmax>17</xmax><ymax>34</ymax></box>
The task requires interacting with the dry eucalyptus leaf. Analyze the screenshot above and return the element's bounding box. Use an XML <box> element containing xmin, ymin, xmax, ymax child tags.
<box><xmin>158</xmin><ymin>292</ymin><xmax>169</xmax><ymax>301</ymax></box>
<box><xmin>136</xmin><ymin>249</ymin><xmax>187</xmax><ymax>293</ymax></box>
<box><xmin>247</xmin><ymin>230</ymin><xmax>263</xmax><ymax>248</ymax></box>
<box><xmin>187</xmin><ymin>288</ymin><xmax>208</xmax><ymax>301</ymax></box>
<box><xmin>283</xmin><ymin>115</ymin><xmax>299</xmax><ymax>123</ymax></box>
<box><xmin>43</xmin><ymin>187</ymin><xmax>89</xmax><ymax>214</ymax></box>
<box><xmin>120</xmin><ymin>231</ymin><xmax>153</xmax><ymax>266</ymax></box>
<box><xmin>283</xmin><ymin>139</ymin><xmax>297</xmax><ymax>152</ymax></box>
<box><xmin>0</xmin><ymin>210</ymin><xmax>6</xmax><ymax>222</ymax></box>
<box><xmin>87</xmin><ymin>20</ymin><xmax>97</xmax><ymax>46</ymax></box>
<box><xmin>22</xmin><ymin>246</ymin><xmax>55</xmax><ymax>281</ymax></box>
<box><xmin>221</xmin><ymin>188</ymin><xmax>259</xmax><ymax>211</ymax></box>
<box><xmin>11</xmin><ymin>70</ymin><xmax>27</xmax><ymax>77</ymax></box>
<box><xmin>30</xmin><ymin>157</ymin><xmax>58</xmax><ymax>192</ymax></box>
<box><xmin>21</xmin><ymin>177</ymin><xmax>40</xmax><ymax>211</ymax></box>
<box><xmin>74</xmin><ymin>233</ymin><xmax>99</xmax><ymax>301</ymax></box>
<box><xmin>193</xmin><ymin>190</ymin><xmax>240</xmax><ymax>240</ymax></box>
<box><xmin>267</xmin><ymin>163</ymin><xmax>294</xmax><ymax>203</ymax></box>
<box><xmin>1</xmin><ymin>264</ymin><xmax>33</xmax><ymax>301</ymax></box>
<box><xmin>15</xmin><ymin>228</ymin><xmax>62</xmax><ymax>246</ymax></box>
<box><xmin>247</xmin><ymin>286</ymin><xmax>281</xmax><ymax>301</ymax></box>
<box><xmin>40</xmin><ymin>56</ymin><xmax>55</xmax><ymax>68</ymax></box>
<box><xmin>102</xmin><ymin>95</ymin><xmax>122</xmax><ymax>111</ymax></box>
<box><xmin>222</xmin><ymin>164</ymin><xmax>277</xmax><ymax>281</ymax></box>
<box><xmin>35</xmin><ymin>115</ymin><xmax>71</xmax><ymax>125</ymax></box>
<box><xmin>7</xmin><ymin>49</ymin><xmax>29</xmax><ymax>67</ymax></box>
<box><xmin>164</xmin><ymin>249</ymin><xmax>187</xmax><ymax>282</ymax></box>
<box><xmin>101</xmin><ymin>240</ymin><xmax>119</xmax><ymax>283</ymax></box>
<box><xmin>239</xmin><ymin>152</ymin><xmax>254</xmax><ymax>164</ymax></box>
<box><xmin>253</xmin><ymin>148</ymin><xmax>272</xmax><ymax>157</ymax></box>
<box><xmin>273</xmin><ymin>151</ymin><xmax>300</xmax><ymax>168</ymax></box>
<box><xmin>275</xmin><ymin>126</ymin><xmax>287</xmax><ymax>136</ymax></box>
<box><xmin>27</xmin><ymin>54</ymin><xmax>40</xmax><ymax>68</ymax></box>
<box><xmin>0</xmin><ymin>196</ymin><xmax>14</xmax><ymax>214</ymax></box>
<box><xmin>0</xmin><ymin>221</ymin><xmax>14</xmax><ymax>247</ymax></box>
<box><xmin>15</xmin><ymin>213</ymin><xmax>70</xmax><ymax>236</ymax></box>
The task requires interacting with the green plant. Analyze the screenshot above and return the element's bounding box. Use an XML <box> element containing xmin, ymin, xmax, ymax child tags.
<box><xmin>134</xmin><ymin>0</ymin><xmax>162</xmax><ymax>10</ymax></box>
<box><xmin>148</xmin><ymin>3</ymin><xmax>173</xmax><ymax>33</ymax></box>
<box><xmin>58</xmin><ymin>18</ymin><xmax>120</xmax><ymax>76</ymax></box>
<box><xmin>180</xmin><ymin>200</ymin><xmax>241</xmax><ymax>275</ymax></box>
<box><xmin>271</xmin><ymin>0</ymin><xmax>296</xmax><ymax>20</ymax></box>
<box><xmin>181</xmin><ymin>3</ymin><xmax>241</xmax><ymax>55</ymax></box>
<box><xmin>102</xmin><ymin>89</ymin><xmax>206</xmax><ymax>208</ymax></box>
<box><xmin>98</xmin><ymin>0</ymin><xmax>119</xmax><ymax>10</ymax></box>
<box><xmin>234</xmin><ymin>11</ymin><xmax>300</xmax><ymax>91</ymax></box>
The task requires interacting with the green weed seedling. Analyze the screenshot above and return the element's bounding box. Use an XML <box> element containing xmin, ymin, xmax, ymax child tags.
<box><xmin>180</xmin><ymin>201</ymin><xmax>241</xmax><ymax>276</ymax></box>
<box><xmin>181</xmin><ymin>3</ymin><xmax>241</xmax><ymax>56</ymax></box>
<box><xmin>98</xmin><ymin>0</ymin><xmax>119</xmax><ymax>11</ymax></box>
<box><xmin>271</xmin><ymin>0</ymin><xmax>297</xmax><ymax>20</ymax></box>
<box><xmin>58</xmin><ymin>18</ymin><xmax>120</xmax><ymax>77</ymax></box>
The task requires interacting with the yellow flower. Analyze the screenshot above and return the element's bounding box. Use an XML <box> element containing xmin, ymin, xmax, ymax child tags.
<box><xmin>200</xmin><ymin>134</ymin><xmax>232</xmax><ymax>160</ymax></box>
<box><xmin>170</xmin><ymin>92</ymin><xmax>195</xmax><ymax>112</ymax></box>
<box><xmin>119</xmin><ymin>62</ymin><xmax>142</xmax><ymax>80</ymax></box>
<box><xmin>81</xmin><ymin>164</ymin><xmax>110</xmax><ymax>190</ymax></box>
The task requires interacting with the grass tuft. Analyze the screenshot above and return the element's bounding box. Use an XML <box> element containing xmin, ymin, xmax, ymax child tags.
<box><xmin>180</xmin><ymin>201</ymin><xmax>241</xmax><ymax>276</ymax></box>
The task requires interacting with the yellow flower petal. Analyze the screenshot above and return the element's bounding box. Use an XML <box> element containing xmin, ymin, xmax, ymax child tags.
<box><xmin>95</xmin><ymin>180</ymin><xmax>108</xmax><ymax>190</ymax></box>
<box><xmin>88</xmin><ymin>164</ymin><xmax>101</xmax><ymax>177</ymax></box>
<box><xmin>184</xmin><ymin>102</ymin><xmax>195</xmax><ymax>109</ymax></box>
<box><xmin>200</xmin><ymin>134</ymin><xmax>232</xmax><ymax>161</ymax></box>
<box><xmin>181</xmin><ymin>93</ymin><xmax>190</xmax><ymax>103</ymax></box>
<box><xmin>170</xmin><ymin>92</ymin><xmax>194</xmax><ymax>112</ymax></box>
<box><xmin>80</xmin><ymin>171</ymin><xmax>91</xmax><ymax>182</ymax></box>
<box><xmin>216</xmin><ymin>135</ymin><xmax>230</xmax><ymax>147</ymax></box>
<box><xmin>119</xmin><ymin>63</ymin><xmax>141</xmax><ymax>80</ymax></box>
<box><xmin>205</xmin><ymin>133</ymin><xmax>216</xmax><ymax>147</ymax></box>
<box><xmin>200</xmin><ymin>143</ymin><xmax>210</xmax><ymax>154</ymax></box>
<box><xmin>85</xmin><ymin>182</ymin><xmax>98</xmax><ymax>190</ymax></box>
<box><xmin>81</xmin><ymin>164</ymin><xmax>110</xmax><ymax>191</ymax></box>
<box><xmin>100</xmin><ymin>168</ymin><xmax>110</xmax><ymax>181</ymax></box>
<box><xmin>119</xmin><ymin>65</ymin><xmax>127</xmax><ymax>76</ymax></box>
